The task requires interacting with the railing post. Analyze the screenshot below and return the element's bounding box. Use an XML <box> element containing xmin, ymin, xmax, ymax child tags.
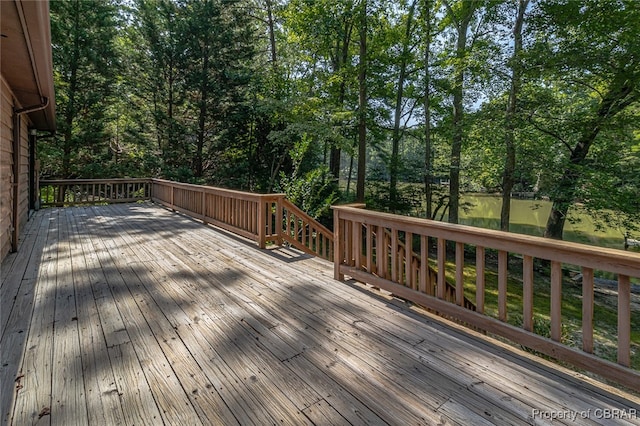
<box><xmin>618</xmin><ymin>274</ymin><xmax>631</xmax><ymax>367</ymax></box>
<box><xmin>200</xmin><ymin>187</ymin><xmax>206</xmax><ymax>223</ymax></box>
<box><xmin>333</xmin><ymin>207</ymin><xmax>343</xmax><ymax>281</ymax></box>
<box><xmin>275</xmin><ymin>195</ymin><xmax>283</xmax><ymax>246</ymax></box>
<box><xmin>258</xmin><ymin>197</ymin><xmax>266</xmax><ymax>249</ymax></box>
<box><xmin>170</xmin><ymin>183</ymin><xmax>175</xmax><ymax>211</ymax></box>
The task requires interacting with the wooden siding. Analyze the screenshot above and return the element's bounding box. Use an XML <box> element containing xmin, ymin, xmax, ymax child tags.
<box><xmin>17</xmin><ymin>106</ymin><xmax>29</xmax><ymax>244</ymax></box>
<box><xmin>2</xmin><ymin>203</ymin><xmax>639</xmax><ymax>426</ymax></box>
<box><xmin>0</xmin><ymin>76</ymin><xmax>14</xmax><ymax>260</ymax></box>
<box><xmin>0</xmin><ymin>75</ymin><xmax>33</xmax><ymax>261</ymax></box>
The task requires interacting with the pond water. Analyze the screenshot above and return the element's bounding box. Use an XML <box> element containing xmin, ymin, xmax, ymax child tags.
<box><xmin>458</xmin><ymin>194</ymin><xmax>630</xmax><ymax>250</ymax></box>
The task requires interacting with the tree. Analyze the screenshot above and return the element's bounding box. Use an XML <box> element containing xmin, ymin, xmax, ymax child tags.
<box><xmin>528</xmin><ymin>0</ymin><xmax>640</xmax><ymax>239</ymax></box>
<box><xmin>135</xmin><ymin>0</ymin><xmax>188</xmax><ymax>175</ymax></box>
<box><xmin>356</xmin><ymin>0</ymin><xmax>368</xmax><ymax>202</ymax></box>
<box><xmin>500</xmin><ymin>0</ymin><xmax>529</xmax><ymax>231</ymax></box>
<box><xmin>389</xmin><ymin>0</ymin><xmax>418</xmax><ymax>211</ymax></box>
<box><xmin>441</xmin><ymin>0</ymin><xmax>480</xmax><ymax>224</ymax></box>
<box><xmin>183</xmin><ymin>0</ymin><xmax>256</xmax><ymax>179</ymax></box>
<box><xmin>422</xmin><ymin>0</ymin><xmax>434</xmax><ymax>219</ymax></box>
<box><xmin>48</xmin><ymin>0</ymin><xmax>120</xmax><ymax>178</ymax></box>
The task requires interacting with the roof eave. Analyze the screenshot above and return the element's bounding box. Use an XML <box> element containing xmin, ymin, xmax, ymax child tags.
<box><xmin>1</xmin><ymin>0</ymin><xmax>56</xmax><ymax>132</ymax></box>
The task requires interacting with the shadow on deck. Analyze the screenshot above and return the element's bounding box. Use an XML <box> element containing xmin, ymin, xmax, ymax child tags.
<box><xmin>1</xmin><ymin>203</ymin><xmax>639</xmax><ymax>425</ymax></box>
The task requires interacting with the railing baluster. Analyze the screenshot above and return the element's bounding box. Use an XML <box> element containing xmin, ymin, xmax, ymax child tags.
<box><xmin>399</xmin><ymin>245</ymin><xmax>405</xmax><ymax>284</ymax></box>
<box><xmin>257</xmin><ymin>200</ymin><xmax>266</xmax><ymax>249</ymax></box>
<box><xmin>366</xmin><ymin>224</ymin><xmax>372</xmax><ymax>273</ymax></box>
<box><xmin>345</xmin><ymin>221</ymin><xmax>353</xmax><ymax>266</ymax></box>
<box><xmin>618</xmin><ymin>274</ymin><xmax>631</xmax><ymax>367</ymax></box>
<box><xmin>456</xmin><ymin>242</ymin><xmax>464</xmax><ymax>306</ymax></box>
<box><xmin>391</xmin><ymin>229</ymin><xmax>399</xmax><ymax>283</ymax></box>
<box><xmin>333</xmin><ymin>209</ymin><xmax>343</xmax><ymax>280</ymax></box>
<box><xmin>581</xmin><ymin>267</ymin><xmax>594</xmax><ymax>353</ymax></box>
<box><xmin>550</xmin><ymin>261</ymin><xmax>562</xmax><ymax>342</ymax></box>
<box><xmin>376</xmin><ymin>226</ymin><xmax>383</xmax><ymax>278</ymax></box>
<box><xmin>523</xmin><ymin>255</ymin><xmax>534</xmax><ymax>332</ymax></box>
<box><xmin>405</xmin><ymin>232</ymin><xmax>413</xmax><ymax>289</ymax></box>
<box><xmin>286</xmin><ymin>210</ymin><xmax>291</xmax><ymax>239</ymax></box>
<box><xmin>476</xmin><ymin>246</ymin><xmax>485</xmax><ymax>314</ymax></box>
<box><xmin>498</xmin><ymin>250</ymin><xmax>508</xmax><ymax>322</ymax></box>
<box><xmin>201</xmin><ymin>190</ymin><xmax>206</xmax><ymax>222</ymax></box>
<box><xmin>267</xmin><ymin>201</ymin><xmax>273</xmax><ymax>238</ymax></box>
<box><xmin>276</xmin><ymin>197</ymin><xmax>283</xmax><ymax>245</ymax></box>
<box><xmin>437</xmin><ymin>238</ymin><xmax>445</xmax><ymax>299</ymax></box>
<box><xmin>420</xmin><ymin>235</ymin><xmax>427</xmax><ymax>294</ymax></box>
<box><xmin>353</xmin><ymin>221</ymin><xmax>361</xmax><ymax>270</ymax></box>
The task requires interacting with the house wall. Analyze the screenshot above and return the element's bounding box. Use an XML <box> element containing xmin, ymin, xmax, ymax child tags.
<box><xmin>1</xmin><ymin>75</ymin><xmax>32</xmax><ymax>261</ymax></box>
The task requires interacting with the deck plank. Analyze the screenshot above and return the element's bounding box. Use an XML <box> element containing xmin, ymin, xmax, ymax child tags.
<box><xmin>50</xmin><ymin>209</ymin><xmax>88</xmax><ymax>425</ymax></box>
<box><xmin>79</xmin><ymin>209</ymin><xmax>163</xmax><ymax>426</ymax></box>
<box><xmin>104</xmin><ymin>205</ymin><xmax>320</xmax><ymax>425</ymax></box>
<box><xmin>123</xmin><ymin>203</ymin><xmax>640</xmax><ymax>424</ymax></box>
<box><xmin>11</xmin><ymin>209</ymin><xmax>59</xmax><ymax>425</ymax></box>
<box><xmin>121</xmin><ymin>225</ymin><xmax>388</xmax><ymax>425</ymax></box>
<box><xmin>66</xmin><ymin>208</ymin><xmax>126</xmax><ymax>426</ymax></box>
<box><xmin>1</xmin><ymin>211</ymin><xmax>48</xmax><ymax>425</ymax></box>
<box><xmin>217</xmin><ymin>238</ymin><xmax>637</xmax><ymax>423</ymax></box>
<box><xmin>2</xmin><ymin>203</ymin><xmax>639</xmax><ymax>426</ymax></box>
<box><xmin>170</xmin><ymin>223</ymin><xmax>553</xmax><ymax>423</ymax></box>
<box><xmin>85</xmin><ymin>207</ymin><xmax>198</xmax><ymax>425</ymax></box>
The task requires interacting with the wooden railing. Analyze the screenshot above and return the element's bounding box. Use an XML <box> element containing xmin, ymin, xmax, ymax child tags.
<box><xmin>150</xmin><ymin>179</ymin><xmax>281</xmax><ymax>249</ymax></box>
<box><xmin>39</xmin><ymin>178</ymin><xmax>639</xmax><ymax>390</ymax></box>
<box><xmin>40</xmin><ymin>178</ymin><xmax>151</xmax><ymax>206</ymax></box>
<box><xmin>280</xmin><ymin>198</ymin><xmax>333</xmax><ymax>261</ymax></box>
<box><xmin>333</xmin><ymin>204</ymin><xmax>640</xmax><ymax>392</ymax></box>
<box><xmin>38</xmin><ymin>178</ymin><xmax>334</xmax><ymax>257</ymax></box>
<box><xmin>381</xmin><ymin>227</ymin><xmax>476</xmax><ymax>311</ymax></box>
<box><xmin>151</xmin><ymin>180</ymin><xmax>335</xmax><ymax>259</ymax></box>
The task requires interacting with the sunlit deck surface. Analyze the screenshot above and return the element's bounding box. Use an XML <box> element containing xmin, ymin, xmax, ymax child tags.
<box><xmin>2</xmin><ymin>203</ymin><xmax>639</xmax><ymax>426</ymax></box>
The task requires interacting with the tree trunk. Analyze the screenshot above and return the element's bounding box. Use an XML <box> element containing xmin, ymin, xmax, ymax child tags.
<box><xmin>62</xmin><ymin>0</ymin><xmax>81</xmax><ymax>177</ymax></box>
<box><xmin>500</xmin><ymin>0</ymin><xmax>528</xmax><ymax>231</ymax></box>
<box><xmin>448</xmin><ymin>13</ymin><xmax>471</xmax><ymax>224</ymax></box>
<box><xmin>356</xmin><ymin>0</ymin><xmax>367</xmax><ymax>202</ymax></box>
<box><xmin>390</xmin><ymin>0</ymin><xmax>416</xmax><ymax>211</ymax></box>
<box><xmin>266</xmin><ymin>0</ymin><xmax>277</xmax><ymax>65</ymax></box>
<box><xmin>330</xmin><ymin>19</ymin><xmax>353</xmax><ymax>180</ymax></box>
<box><xmin>194</xmin><ymin>52</ymin><xmax>209</xmax><ymax>178</ymax></box>
<box><xmin>423</xmin><ymin>0</ymin><xmax>432</xmax><ymax>220</ymax></box>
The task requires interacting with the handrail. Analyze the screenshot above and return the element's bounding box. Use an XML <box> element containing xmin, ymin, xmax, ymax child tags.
<box><xmin>333</xmin><ymin>204</ymin><xmax>640</xmax><ymax>392</ymax></box>
<box><xmin>280</xmin><ymin>198</ymin><xmax>333</xmax><ymax>261</ymax></box>
<box><xmin>150</xmin><ymin>178</ymin><xmax>282</xmax><ymax>248</ymax></box>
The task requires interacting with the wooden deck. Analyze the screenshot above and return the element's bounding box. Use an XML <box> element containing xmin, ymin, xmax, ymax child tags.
<box><xmin>2</xmin><ymin>203</ymin><xmax>639</xmax><ymax>426</ymax></box>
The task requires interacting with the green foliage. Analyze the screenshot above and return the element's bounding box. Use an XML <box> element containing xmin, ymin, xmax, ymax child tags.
<box><xmin>42</xmin><ymin>0</ymin><xmax>638</xmax><ymax>242</ymax></box>
<box><xmin>278</xmin><ymin>136</ymin><xmax>338</xmax><ymax>223</ymax></box>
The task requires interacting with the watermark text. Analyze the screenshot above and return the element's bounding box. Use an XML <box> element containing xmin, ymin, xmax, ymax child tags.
<box><xmin>532</xmin><ymin>408</ymin><xmax>637</xmax><ymax>421</ymax></box>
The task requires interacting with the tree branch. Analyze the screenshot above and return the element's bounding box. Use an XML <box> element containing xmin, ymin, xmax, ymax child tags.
<box><xmin>528</xmin><ymin>112</ymin><xmax>575</xmax><ymax>154</ymax></box>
